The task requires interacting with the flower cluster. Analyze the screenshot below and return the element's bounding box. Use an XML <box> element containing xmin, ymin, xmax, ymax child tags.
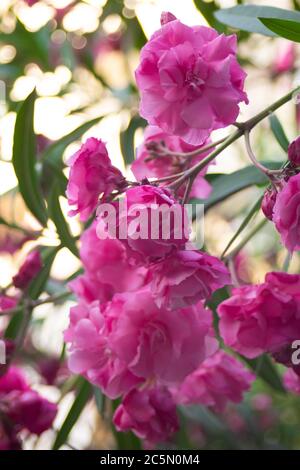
<box><xmin>0</xmin><ymin>367</ymin><xmax>57</xmax><ymax>450</ymax></box>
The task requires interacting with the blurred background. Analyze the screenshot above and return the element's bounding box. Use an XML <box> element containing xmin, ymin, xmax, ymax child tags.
<box><xmin>1</xmin><ymin>0</ymin><xmax>300</xmax><ymax>450</ymax></box>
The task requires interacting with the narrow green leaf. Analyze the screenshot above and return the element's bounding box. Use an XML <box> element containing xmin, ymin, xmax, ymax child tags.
<box><xmin>53</xmin><ymin>378</ymin><xmax>92</xmax><ymax>450</ymax></box>
<box><xmin>120</xmin><ymin>115</ymin><xmax>146</xmax><ymax>166</ymax></box>
<box><xmin>269</xmin><ymin>114</ymin><xmax>290</xmax><ymax>152</ymax></box>
<box><xmin>93</xmin><ymin>387</ymin><xmax>104</xmax><ymax>416</ymax></box>
<box><xmin>12</xmin><ymin>89</ymin><xmax>47</xmax><ymax>226</ymax></box>
<box><xmin>244</xmin><ymin>355</ymin><xmax>286</xmax><ymax>394</ymax></box>
<box><xmin>259</xmin><ymin>17</ymin><xmax>300</xmax><ymax>43</ymax></box>
<box><xmin>221</xmin><ymin>195</ymin><xmax>263</xmax><ymax>258</ymax></box>
<box><xmin>192</xmin><ymin>161</ymin><xmax>281</xmax><ymax>213</ymax></box>
<box><xmin>215</xmin><ymin>5</ymin><xmax>300</xmax><ymax>36</ymax></box>
<box><xmin>48</xmin><ymin>183</ymin><xmax>78</xmax><ymax>257</ymax></box>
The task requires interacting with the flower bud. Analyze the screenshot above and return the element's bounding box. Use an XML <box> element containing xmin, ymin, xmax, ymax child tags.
<box><xmin>288</xmin><ymin>136</ymin><xmax>300</xmax><ymax>167</ymax></box>
<box><xmin>261</xmin><ymin>189</ymin><xmax>277</xmax><ymax>221</ymax></box>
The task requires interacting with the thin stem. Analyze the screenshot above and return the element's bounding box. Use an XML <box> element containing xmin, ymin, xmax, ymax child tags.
<box><xmin>244</xmin><ymin>130</ymin><xmax>283</xmax><ymax>179</ymax></box>
<box><xmin>282</xmin><ymin>251</ymin><xmax>292</xmax><ymax>272</ymax></box>
<box><xmin>224</xmin><ymin>218</ymin><xmax>268</xmax><ymax>261</ymax></box>
<box><xmin>1</xmin><ymin>291</ymin><xmax>72</xmax><ymax>317</ymax></box>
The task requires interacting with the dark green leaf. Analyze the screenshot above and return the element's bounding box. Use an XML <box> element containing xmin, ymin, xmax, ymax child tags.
<box><xmin>244</xmin><ymin>354</ymin><xmax>286</xmax><ymax>394</ymax></box>
<box><xmin>269</xmin><ymin>114</ymin><xmax>290</xmax><ymax>152</ymax></box>
<box><xmin>259</xmin><ymin>18</ymin><xmax>300</xmax><ymax>43</ymax></box>
<box><xmin>215</xmin><ymin>5</ymin><xmax>300</xmax><ymax>36</ymax></box>
<box><xmin>120</xmin><ymin>115</ymin><xmax>146</xmax><ymax>166</ymax></box>
<box><xmin>48</xmin><ymin>183</ymin><xmax>78</xmax><ymax>257</ymax></box>
<box><xmin>192</xmin><ymin>161</ymin><xmax>281</xmax><ymax>213</ymax></box>
<box><xmin>12</xmin><ymin>89</ymin><xmax>47</xmax><ymax>226</ymax></box>
<box><xmin>221</xmin><ymin>195</ymin><xmax>263</xmax><ymax>258</ymax></box>
<box><xmin>53</xmin><ymin>378</ymin><xmax>92</xmax><ymax>450</ymax></box>
<box><xmin>93</xmin><ymin>387</ymin><xmax>104</xmax><ymax>416</ymax></box>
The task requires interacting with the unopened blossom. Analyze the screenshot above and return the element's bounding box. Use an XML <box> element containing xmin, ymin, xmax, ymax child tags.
<box><xmin>70</xmin><ymin>221</ymin><xmax>147</xmax><ymax>304</ymax></box>
<box><xmin>273</xmin><ymin>43</ymin><xmax>295</xmax><ymax>75</ymax></box>
<box><xmin>261</xmin><ymin>188</ymin><xmax>277</xmax><ymax>221</ymax></box>
<box><xmin>131</xmin><ymin>125</ymin><xmax>213</xmax><ymax>199</ymax></box>
<box><xmin>273</xmin><ymin>174</ymin><xmax>300</xmax><ymax>252</ymax></box>
<box><xmin>113</xmin><ymin>386</ymin><xmax>179</xmax><ymax>444</ymax></box>
<box><xmin>283</xmin><ymin>368</ymin><xmax>300</xmax><ymax>394</ymax></box>
<box><xmin>217</xmin><ymin>272</ymin><xmax>300</xmax><ymax>358</ymax></box>
<box><xmin>65</xmin><ymin>289</ymin><xmax>217</xmax><ymax>398</ymax></box>
<box><xmin>150</xmin><ymin>249</ymin><xmax>231</xmax><ymax>310</ymax></box>
<box><xmin>12</xmin><ymin>250</ymin><xmax>42</xmax><ymax>290</ymax></box>
<box><xmin>67</xmin><ymin>138</ymin><xmax>125</xmax><ymax>221</ymax></box>
<box><xmin>135</xmin><ymin>15</ymin><xmax>248</xmax><ymax>145</ymax></box>
<box><xmin>104</xmin><ymin>185</ymin><xmax>190</xmax><ymax>263</ymax></box>
<box><xmin>173</xmin><ymin>350</ymin><xmax>254</xmax><ymax>412</ymax></box>
<box><xmin>288</xmin><ymin>136</ymin><xmax>300</xmax><ymax>168</ymax></box>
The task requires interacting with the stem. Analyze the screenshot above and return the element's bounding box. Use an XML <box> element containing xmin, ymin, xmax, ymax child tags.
<box><xmin>244</xmin><ymin>130</ymin><xmax>282</xmax><ymax>179</ymax></box>
<box><xmin>224</xmin><ymin>218</ymin><xmax>268</xmax><ymax>261</ymax></box>
<box><xmin>1</xmin><ymin>291</ymin><xmax>72</xmax><ymax>317</ymax></box>
<box><xmin>166</xmin><ymin>86</ymin><xmax>300</xmax><ymax>190</ymax></box>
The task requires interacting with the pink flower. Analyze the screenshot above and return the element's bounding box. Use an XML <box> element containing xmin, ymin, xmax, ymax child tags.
<box><xmin>273</xmin><ymin>174</ymin><xmax>300</xmax><ymax>252</ymax></box>
<box><xmin>288</xmin><ymin>136</ymin><xmax>300</xmax><ymax>168</ymax></box>
<box><xmin>135</xmin><ymin>16</ymin><xmax>248</xmax><ymax>145</ymax></box>
<box><xmin>0</xmin><ymin>367</ymin><xmax>57</xmax><ymax>436</ymax></box>
<box><xmin>131</xmin><ymin>125</ymin><xmax>212</xmax><ymax>199</ymax></box>
<box><xmin>66</xmin><ymin>138</ymin><xmax>125</xmax><ymax>221</ymax></box>
<box><xmin>173</xmin><ymin>350</ymin><xmax>254</xmax><ymax>412</ymax></box>
<box><xmin>261</xmin><ymin>188</ymin><xmax>277</xmax><ymax>221</ymax></box>
<box><xmin>283</xmin><ymin>368</ymin><xmax>300</xmax><ymax>394</ymax></box>
<box><xmin>0</xmin><ymin>295</ymin><xmax>17</xmax><ymax>312</ymax></box>
<box><xmin>273</xmin><ymin>43</ymin><xmax>295</xmax><ymax>75</ymax></box>
<box><xmin>70</xmin><ymin>221</ymin><xmax>147</xmax><ymax>303</ymax></box>
<box><xmin>12</xmin><ymin>250</ymin><xmax>42</xmax><ymax>290</ymax></box>
<box><xmin>113</xmin><ymin>386</ymin><xmax>179</xmax><ymax>443</ymax></box>
<box><xmin>217</xmin><ymin>272</ymin><xmax>300</xmax><ymax>358</ymax></box>
<box><xmin>150</xmin><ymin>249</ymin><xmax>231</xmax><ymax>310</ymax></box>
<box><xmin>104</xmin><ymin>185</ymin><xmax>190</xmax><ymax>263</ymax></box>
<box><xmin>65</xmin><ymin>289</ymin><xmax>217</xmax><ymax>397</ymax></box>
<box><xmin>160</xmin><ymin>11</ymin><xmax>177</xmax><ymax>26</ymax></box>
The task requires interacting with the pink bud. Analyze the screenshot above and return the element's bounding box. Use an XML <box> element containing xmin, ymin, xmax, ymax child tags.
<box><xmin>261</xmin><ymin>189</ymin><xmax>277</xmax><ymax>220</ymax></box>
<box><xmin>13</xmin><ymin>250</ymin><xmax>42</xmax><ymax>290</ymax></box>
<box><xmin>288</xmin><ymin>136</ymin><xmax>300</xmax><ymax>167</ymax></box>
<box><xmin>160</xmin><ymin>11</ymin><xmax>177</xmax><ymax>26</ymax></box>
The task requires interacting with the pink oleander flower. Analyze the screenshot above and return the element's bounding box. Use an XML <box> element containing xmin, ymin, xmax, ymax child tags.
<box><xmin>288</xmin><ymin>136</ymin><xmax>300</xmax><ymax>168</ymax></box>
<box><xmin>150</xmin><ymin>249</ymin><xmax>231</xmax><ymax>310</ymax></box>
<box><xmin>273</xmin><ymin>43</ymin><xmax>295</xmax><ymax>75</ymax></box>
<box><xmin>131</xmin><ymin>125</ymin><xmax>212</xmax><ymax>199</ymax></box>
<box><xmin>0</xmin><ymin>367</ymin><xmax>57</xmax><ymax>437</ymax></box>
<box><xmin>65</xmin><ymin>289</ymin><xmax>217</xmax><ymax>398</ymax></box>
<box><xmin>273</xmin><ymin>174</ymin><xmax>300</xmax><ymax>252</ymax></box>
<box><xmin>70</xmin><ymin>221</ymin><xmax>147</xmax><ymax>304</ymax></box>
<box><xmin>173</xmin><ymin>350</ymin><xmax>254</xmax><ymax>412</ymax></box>
<box><xmin>12</xmin><ymin>250</ymin><xmax>42</xmax><ymax>290</ymax></box>
<box><xmin>217</xmin><ymin>272</ymin><xmax>300</xmax><ymax>358</ymax></box>
<box><xmin>113</xmin><ymin>386</ymin><xmax>179</xmax><ymax>444</ymax></box>
<box><xmin>283</xmin><ymin>368</ymin><xmax>300</xmax><ymax>394</ymax></box>
<box><xmin>261</xmin><ymin>188</ymin><xmax>277</xmax><ymax>221</ymax></box>
<box><xmin>66</xmin><ymin>138</ymin><xmax>125</xmax><ymax>222</ymax></box>
<box><xmin>103</xmin><ymin>185</ymin><xmax>190</xmax><ymax>263</ymax></box>
<box><xmin>135</xmin><ymin>15</ymin><xmax>248</xmax><ymax>145</ymax></box>
<box><xmin>0</xmin><ymin>295</ymin><xmax>17</xmax><ymax>312</ymax></box>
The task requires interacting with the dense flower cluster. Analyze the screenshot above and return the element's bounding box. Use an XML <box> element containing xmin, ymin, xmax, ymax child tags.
<box><xmin>135</xmin><ymin>15</ymin><xmax>248</xmax><ymax>145</ymax></box>
<box><xmin>0</xmin><ymin>367</ymin><xmax>57</xmax><ymax>449</ymax></box>
<box><xmin>217</xmin><ymin>272</ymin><xmax>300</xmax><ymax>358</ymax></box>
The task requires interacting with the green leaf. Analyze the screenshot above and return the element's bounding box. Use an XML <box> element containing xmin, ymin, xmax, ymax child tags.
<box><xmin>192</xmin><ymin>161</ymin><xmax>281</xmax><ymax>213</ymax></box>
<box><xmin>93</xmin><ymin>387</ymin><xmax>104</xmax><ymax>416</ymax></box>
<box><xmin>193</xmin><ymin>1</ymin><xmax>226</xmax><ymax>32</ymax></box>
<box><xmin>42</xmin><ymin>116</ymin><xmax>104</xmax><ymax>191</ymax></box>
<box><xmin>5</xmin><ymin>246</ymin><xmax>60</xmax><ymax>340</ymax></box>
<box><xmin>269</xmin><ymin>114</ymin><xmax>290</xmax><ymax>152</ymax></box>
<box><xmin>48</xmin><ymin>183</ymin><xmax>78</xmax><ymax>257</ymax></box>
<box><xmin>221</xmin><ymin>195</ymin><xmax>263</xmax><ymax>258</ymax></box>
<box><xmin>259</xmin><ymin>17</ymin><xmax>300</xmax><ymax>43</ymax></box>
<box><xmin>120</xmin><ymin>115</ymin><xmax>146</xmax><ymax>166</ymax></box>
<box><xmin>12</xmin><ymin>89</ymin><xmax>47</xmax><ymax>226</ymax></box>
<box><xmin>244</xmin><ymin>355</ymin><xmax>286</xmax><ymax>394</ymax></box>
<box><xmin>53</xmin><ymin>378</ymin><xmax>92</xmax><ymax>450</ymax></box>
<box><xmin>215</xmin><ymin>5</ymin><xmax>300</xmax><ymax>36</ymax></box>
